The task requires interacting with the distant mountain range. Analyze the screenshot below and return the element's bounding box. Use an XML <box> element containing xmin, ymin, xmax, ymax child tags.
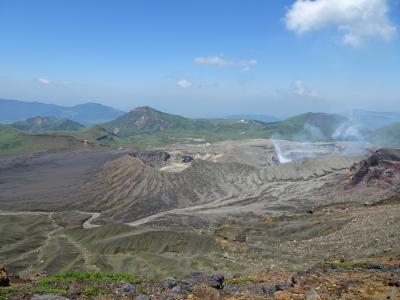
<box><xmin>370</xmin><ymin>123</ymin><xmax>400</xmax><ymax>148</ymax></box>
<box><xmin>224</xmin><ymin>114</ymin><xmax>279</xmax><ymax>123</ymax></box>
<box><xmin>0</xmin><ymin>99</ymin><xmax>125</xmax><ymax>125</ymax></box>
<box><xmin>11</xmin><ymin>116</ymin><xmax>84</xmax><ymax>132</ymax></box>
<box><xmin>1</xmin><ymin>103</ymin><xmax>400</xmax><ymax>157</ymax></box>
<box><xmin>103</xmin><ymin>106</ymin><xmax>351</xmax><ymax>145</ymax></box>
<box><xmin>345</xmin><ymin>109</ymin><xmax>400</xmax><ymax>129</ymax></box>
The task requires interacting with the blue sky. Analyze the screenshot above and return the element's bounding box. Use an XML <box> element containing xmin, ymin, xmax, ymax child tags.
<box><xmin>0</xmin><ymin>0</ymin><xmax>399</xmax><ymax>118</ymax></box>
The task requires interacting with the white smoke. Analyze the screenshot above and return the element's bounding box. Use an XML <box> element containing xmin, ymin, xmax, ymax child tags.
<box><xmin>332</xmin><ymin>122</ymin><xmax>365</xmax><ymax>141</ymax></box>
<box><xmin>272</xmin><ymin>139</ymin><xmax>292</xmax><ymax>164</ymax></box>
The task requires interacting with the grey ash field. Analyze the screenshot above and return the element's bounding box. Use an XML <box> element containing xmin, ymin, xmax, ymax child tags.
<box><xmin>1</xmin><ymin>138</ymin><xmax>400</xmax><ymax>299</ymax></box>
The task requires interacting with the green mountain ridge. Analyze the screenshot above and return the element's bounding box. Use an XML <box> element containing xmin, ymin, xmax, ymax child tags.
<box><xmin>0</xmin><ymin>125</ymin><xmax>93</xmax><ymax>158</ymax></box>
<box><xmin>1</xmin><ymin>107</ymin><xmax>398</xmax><ymax>158</ymax></box>
<box><xmin>103</xmin><ymin>107</ymin><xmax>349</xmax><ymax>145</ymax></box>
<box><xmin>11</xmin><ymin>116</ymin><xmax>85</xmax><ymax>132</ymax></box>
<box><xmin>370</xmin><ymin>122</ymin><xmax>400</xmax><ymax>147</ymax></box>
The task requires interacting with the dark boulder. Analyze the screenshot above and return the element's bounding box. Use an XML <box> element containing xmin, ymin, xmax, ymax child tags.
<box><xmin>181</xmin><ymin>272</ymin><xmax>206</xmax><ymax>286</ymax></box>
<box><xmin>207</xmin><ymin>274</ymin><xmax>224</xmax><ymax>290</ymax></box>
<box><xmin>367</xmin><ymin>263</ymin><xmax>385</xmax><ymax>270</ymax></box>
<box><xmin>121</xmin><ymin>282</ymin><xmax>137</xmax><ymax>294</ymax></box>
<box><xmin>181</xmin><ymin>155</ymin><xmax>194</xmax><ymax>163</ymax></box>
<box><xmin>0</xmin><ymin>265</ymin><xmax>9</xmax><ymax>287</ymax></box>
<box><xmin>164</xmin><ymin>277</ymin><xmax>178</xmax><ymax>289</ymax></box>
<box><xmin>291</xmin><ymin>273</ymin><xmax>300</xmax><ymax>285</ymax></box>
<box><xmin>388</xmin><ymin>280</ymin><xmax>400</xmax><ymax>287</ymax></box>
<box><xmin>171</xmin><ymin>285</ymin><xmax>181</xmax><ymax>294</ymax></box>
<box><xmin>275</xmin><ymin>281</ymin><xmax>292</xmax><ymax>291</ymax></box>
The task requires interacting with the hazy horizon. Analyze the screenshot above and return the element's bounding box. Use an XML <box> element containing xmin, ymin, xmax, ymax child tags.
<box><xmin>1</xmin><ymin>0</ymin><xmax>399</xmax><ymax>118</ymax></box>
<box><xmin>2</xmin><ymin>96</ymin><xmax>400</xmax><ymax>121</ymax></box>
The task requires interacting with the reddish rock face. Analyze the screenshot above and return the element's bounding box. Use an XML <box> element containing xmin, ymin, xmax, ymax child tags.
<box><xmin>349</xmin><ymin>148</ymin><xmax>400</xmax><ymax>187</ymax></box>
<box><xmin>0</xmin><ymin>265</ymin><xmax>9</xmax><ymax>287</ymax></box>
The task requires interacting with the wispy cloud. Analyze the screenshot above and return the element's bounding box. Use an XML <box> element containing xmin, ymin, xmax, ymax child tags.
<box><xmin>37</xmin><ymin>78</ymin><xmax>51</xmax><ymax>85</ymax></box>
<box><xmin>285</xmin><ymin>0</ymin><xmax>397</xmax><ymax>47</ymax></box>
<box><xmin>239</xmin><ymin>59</ymin><xmax>258</xmax><ymax>71</ymax></box>
<box><xmin>292</xmin><ymin>80</ymin><xmax>318</xmax><ymax>97</ymax></box>
<box><xmin>177</xmin><ymin>79</ymin><xmax>193</xmax><ymax>88</ymax></box>
<box><xmin>194</xmin><ymin>56</ymin><xmax>258</xmax><ymax>71</ymax></box>
<box><xmin>194</xmin><ymin>56</ymin><xmax>234</xmax><ymax>67</ymax></box>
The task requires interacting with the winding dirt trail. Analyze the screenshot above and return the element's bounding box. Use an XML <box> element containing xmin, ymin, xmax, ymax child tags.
<box><xmin>1</xmin><ymin>210</ymin><xmax>101</xmax><ymax>273</ymax></box>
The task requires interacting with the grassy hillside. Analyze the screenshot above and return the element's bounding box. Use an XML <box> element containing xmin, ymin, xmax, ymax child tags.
<box><xmin>102</xmin><ymin>106</ymin><xmax>269</xmax><ymax>146</ymax></box>
<box><xmin>370</xmin><ymin>123</ymin><xmax>400</xmax><ymax>147</ymax></box>
<box><xmin>102</xmin><ymin>107</ymin><xmax>347</xmax><ymax>146</ymax></box>
<box><xmin>11</xmin><ymin>116</ymin><xmax>84</xmax><ymax>132</ymax></box>
<box><xmin>0</xmin><ymin>125</ymin><xmax>91</xmax><ymax>158</ymax></box>
<box><xmin>0</xmin><ymin>109</ymin><xmax>362</xmax><ymax>156</ymax></box>
<box><xmin>263</xmin><ymin>112</ymin><xmax>347</xmax><ymax>142</ymax></box>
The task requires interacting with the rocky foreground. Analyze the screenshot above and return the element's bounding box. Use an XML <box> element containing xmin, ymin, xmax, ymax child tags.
<box><xmin>1</xmin><ymin>255</ymin><xmax>400</xmax><ymax>300</ymax></box>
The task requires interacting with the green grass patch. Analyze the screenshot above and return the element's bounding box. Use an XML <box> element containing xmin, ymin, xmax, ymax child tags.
<box><xmin>323</xmin><ymin>261</ymin><xmax>368</xmax><ymax>269</ymax></box>
<box><xmin>0</xmin><ymin>287</ymin><xmax>16</xmax><ymax>300</ymax></box>
<box><xmin>39</xmin><ymin>272</ymin><xmax>141</xmax><ymax>284</ymax></box>
<box><xmin>0</xmin><ymin>282</ymin><xmax>68</xmax><ymax>300</ymax></box>
<box><xmin>83</xmin><ymin>284</ymin><xmax>108</xmax><ymax>297</ymax></box>
<box><xmin>138</xmin><ymin>286</ymin><xmax>147</xmax><ymax>295</ymax></box>
<box><xmin>225</xmin><ymin>277</ymin><xmax>261</xmax><ymax>285</ymax></box>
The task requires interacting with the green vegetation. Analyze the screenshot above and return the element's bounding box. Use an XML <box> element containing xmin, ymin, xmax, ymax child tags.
<box><xmin>262</xmin><ymin>112</ymin><xmax>347</xmax><ymax>141</ymax></box>
<box><xmin>0</xmin><ymin>125</ymin><xmax>32</xmax><ymax>156</ymax></box>
<box><xmin>1</xmin><ymin>106</ymin><xmax>399</xmax><ymax>158</ymax></box>
<box><xmin>0</xmin><ymin>214</ymin><xmax>52</xmax><ymax>269</ymax></box>
<box><xmin>11</xmin><ymin>116</ymin><xmax>84</xmax><ymax>132</ymax></box>
<box><xmin>0</xmin><ymin>272</ymin><xmax>138</xmax><ymax>299</ymax></box>
<box><xmin>102</xmin><ymin>107</ymin><xmax>347</xmax><ymax>147</ymax></box>
<box><xmin>0</xmin><ymin>124</ymin><xmax>90</xmax><ymax>158</ymax></box>
<box><xmin>39</xmin><ymin>236</ymin><xmax>85</xmax><ymax>274</ymax></box>
<box><xmin>323</xmin><ymin>261</ymin><xmax>368</xmax><ymax>269</ymax></box>
<box><xmin>0</xmin><ymin>282</ymin><xmax>68</xmax><ymax>300</ymax></box>
<box><xmin>83</xmin><ymin>284</ymin><xmax>108</xmax><ymax>297</ymax></box>
<box><xmin>137</xmin><ymin>286</ymin><xmax>148</xmax><ymax>295</ymax></box>
<box><xmin>370</xmin><ymin>122</ymin><xmax>400</xmax><ymax>147</ymax></box>
<box><xmin>225</xmin><ymin>277</ymin><xmax>261</xmax><ymax>285</ymax></box>
<box><xmin>40</xmin><ymin>271</ymin><xmax>140</xmax><ymax>283</ymax></box>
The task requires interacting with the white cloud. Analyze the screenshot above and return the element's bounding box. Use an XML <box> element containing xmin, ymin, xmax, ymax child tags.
<box><xmin>285</xmin><ymin>0</ymin><xmax>397</xmax><ymax>47</ymax></box>
<box><xmin>177</xmin><ymin>79</ymin><xmax>193</xmax><ymax>88</ymax></box>
<box><xmin>194</xmin><ymin>56</ymin><xmax>235</xmax><ymax>67</ymax></box>
<box><xmin>292</xmin><ymin>80</ymin><xmax>318</xmax><ymax>97</ymax></box>
<box><xmin>194</xmin><ymin>56</ymin><xmax>257</xmax><ymax>70</ymax></box>
<box><xmin>239</xmin><ymin>59</ymin><xmax>258</xmax><ymax>71</ymax></box>
<box><xmin>37</xmin><ymin>78</ymin><xmax>51</xmax><ymax>85</ymax></box>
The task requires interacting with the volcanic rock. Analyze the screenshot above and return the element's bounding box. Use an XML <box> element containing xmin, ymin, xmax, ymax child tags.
<box><xmin>388</xmin><ymin>280</ymin><xmax>400</xmax><ymax>287</ymax></box>
<box><xmin>207</xmin><ymin>274</ymin><xmax>224</xmax><ymax>289</ymax></box>
<box><xmin>129</xmin><ymin>150</ymin><xmax>170</xmax><ymax>167</ymax></box>
<box><xmin>31</xmin><ymin>295</ymin><xmax>71</xmax><ymax>300</ymax></box>
<box><xmin>135</xmin><ymin>295</ymin><xmax>150</xmax><ymax>300</ymax></box>
<box><xmin>0</xmin><ymin>265</ymin><xmax>9</xmax><ymax>287</ymax></box>
<box><xmin>121</xmin><ymin>282</ymin><xmax>137</xmax><ymax>293</ymax></box>
<box><xmin>164</xmin><ymin>277</ymin><xmax>177</xmax><ymax>289</ymax></box>
<box><xmin>349</xmin><ymin>148</ymin><xmax>400</xmax><ymax>185</ymax></box>
<box><xmin>305</xmin><ymin>289</ymin><xmax>321</xmax><ymax>300</ymax></box>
